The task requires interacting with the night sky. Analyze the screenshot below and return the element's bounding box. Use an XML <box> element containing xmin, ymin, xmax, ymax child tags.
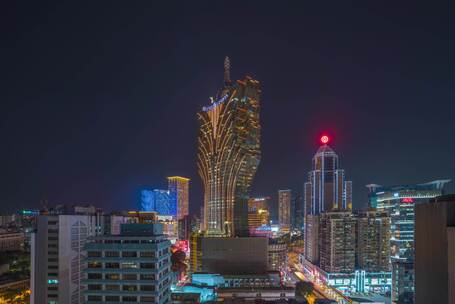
<box><xmin>2</xmin><ymin>2</ymin><xmax>455</xmax><ymax>215</ymax></box>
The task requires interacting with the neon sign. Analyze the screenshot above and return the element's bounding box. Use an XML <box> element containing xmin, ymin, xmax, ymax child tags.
<box><xmin>202</xmin><ymin>94</ymin><xmax>229</xmax><ymax>112</ymax></box>
<box><xmin>401</xmin><ymin>198</ymin><xmax>414</xmax><ymax>203</ymax></box>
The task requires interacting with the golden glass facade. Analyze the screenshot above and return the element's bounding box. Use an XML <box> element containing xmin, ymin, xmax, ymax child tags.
<box><xmin>197</xmin><ymin>58</ymin><xmax>261</xmax><ymax>236</ymax></box>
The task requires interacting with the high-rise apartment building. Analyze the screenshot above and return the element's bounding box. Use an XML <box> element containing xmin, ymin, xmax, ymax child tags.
<box><xmin>367</xmin><ymin>180</ymin><xmax>450</xmax><ymax>303</ymax></box>
<box><xmin>304</xmin><ymin>136</ymin><xmax>352</xmax><ymax>263</ymax></box>
<box><xmin>167</xmin><ymin>176</ymin><xmax>190</xmax><ymax>220</ymax></box>
<box><xmin>415</xmin><ymin>194</ymin><xmax>455</xmax><ymax>304</ymax></box>
<box><xmin>278</xmin><ymin>190</ymin><xmax>291</xmax><ymax>231</ymax></box>
<box><xmin>291</xmin><ymin>194</ymin><xmax>304</xmax><ymax>231</ymax></box>
<box><xmin>356</xmin><ymin>210</ymin><xmax>391</xmax><ymax>272</ymax></box>
<box><xmin>31</xmin><ymin>215</ymin><xmax>101</xmax><ymax>304</ymax></box>
<box><xmin>197</xmin><ymin>57</ymin><xmax>261</xmax><ymax>237</ymax></box>
<box><xmin>304</xmin><ymin>214</ymin><xmax>319</xmax><ymax>264</ymax></box>
<box><xmin>318</xmin><ymin>211</ymin><xmax>356</xmax><ymax>274</ymax></box>
<box><xmin>83</xmin><ymin>223</ymin><xmax>171</xmax><ymax>304</ymax></box>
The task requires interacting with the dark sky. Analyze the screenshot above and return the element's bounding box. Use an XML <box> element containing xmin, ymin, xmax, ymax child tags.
<box><xmin>2</xmin><ymin>2</ymin><xmax>455</xmax><ymax>215</ymax></box>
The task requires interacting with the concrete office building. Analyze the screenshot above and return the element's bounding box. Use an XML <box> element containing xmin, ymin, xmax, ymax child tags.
<box><xmin>0</xmin><ymin>230</ymin><xmax>24</xmax><ymax>251</ymax></box>
<box><xmin>415</xmin><ymin>194</ymin><xmax>455</xmax><ymax>304</ymax></box>
<box><xmin>83</xmin><ymin>223</ymin><xmax>171</xmax><ymax>304</ymax></box>
<box><xmin>31</xmin><ymin>214</ymin><xmax>102</xmax><ymax>304</ymax></box>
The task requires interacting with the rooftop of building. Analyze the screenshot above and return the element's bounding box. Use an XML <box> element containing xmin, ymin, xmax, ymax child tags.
<box><xmin>314</xmin><ymin>144</ymin><xmax>336</xmax><ymax>155</ymax></box>
<box><xmin>366</xmin><ymin>179</ymin><xmax>451</xmax><ymax>194</ymax></box>
<box><xmin>430</xmin><ymin>193</ymin><xmax>455</xmax><ymax>203</ymax></box>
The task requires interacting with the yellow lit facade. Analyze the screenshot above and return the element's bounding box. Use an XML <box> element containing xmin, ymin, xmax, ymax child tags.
<box><xmin>197</xmin><ymin>57</ymin><xmax>261</xmax><ymax>236</ymax></box>
<box><xmin>167</xmin><ymin>176</ymin><xmax>190</xmax><ymax>220</ymax></box>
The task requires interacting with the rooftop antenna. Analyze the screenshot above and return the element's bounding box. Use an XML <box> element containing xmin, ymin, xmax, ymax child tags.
<box><xmin>224</xmin><ymin>56</ymin><xmax>230</xmax><ymax>83</ymax></box>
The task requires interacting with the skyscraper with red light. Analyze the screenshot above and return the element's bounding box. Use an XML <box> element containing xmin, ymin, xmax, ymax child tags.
<box><xmin>304</xmin><ymin>136</ymin><xmax>352</xmax><ymax>216</ymax></box>
<box><xmin>304</xmin><ymin>135</ymin><xmax>352</xmax><ymax>264</ymax></box>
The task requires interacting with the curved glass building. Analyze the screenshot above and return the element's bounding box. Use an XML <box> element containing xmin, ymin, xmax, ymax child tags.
<box><xmin>197</xmin><ymin>57</ymin><xmax>261</xmax><ymax>237</ymax></box>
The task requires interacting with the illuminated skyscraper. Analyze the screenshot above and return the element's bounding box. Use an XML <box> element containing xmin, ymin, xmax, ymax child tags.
<box><xmin>304</xmin><ymin>136</ymin><xmax>352</xmax><ymax>264</ymax></box>
<box><xmin>167</xmin><ymin>176</ymin><xmax>190</xmax><ymax>220</ymax></box>
<box><xmin>197</xmin><ymin>57</ymin><xmax>261</xmax><ymax>236</ymax></box>
<box><xmin>278</xmin><ymin>190</ymin><xmax>292</xmax><ymax>230</ymax></box>
<box><xmin>367</xmin><ymin>180</ymin><xmax>450</xmax><ymax>303</ymax></box>
<box><xmin>304</xmin><ymin>136</ymin><xmax>352</xmax><ymax>216</ymax></box>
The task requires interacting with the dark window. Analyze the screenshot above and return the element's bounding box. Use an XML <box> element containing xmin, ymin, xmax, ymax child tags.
<box><xmin>87</xmin><ymin>296</ymin><xmax>102</xmax><ymax>301</ymax></box>
<box><xmin>140</xmin><ymin>274</ymin><xmax>155</xmax><ymax>280</ymax></box>
<box><xmin>140</xmin><ymin>263</ymin><xmax>155</xmax><ymax>269</ymax></box>
<box><xmin>105</xmin><ymin>251</ymin><xmax>119</xmax><ymax>257</ymax></box>
<box><xmin>105</xmin><ymin>263</ymin><xmax>120</xmax><ymax>269</ymax></box>
<box><xmin>140</xmin><ymin>251</ymin><xmax>155</xmax><ymax>258</ymax></box>
<box><xmin>87</xmin><ymin>284</ymin><xmax>102</xmax><ymax>290</ymax></box>
<box><xmin>105</xmin><ymin>296</ymin><xmax>120</xmax><ymax>302</ymax></box>
<box><xmin>140</xmin><ymin>285</ymin><xmax>155</xmax><ymax>291</ymax></box>
<box><xmin>122</xmin><ymin>296</ymin><xmax>137</xmax><ymax>302</ymax></box>
<box><xmin>122</xmin><ymin>251</ymin><xmax>137</xmax><ymax>257</ymax></box>
<box><xmin>122</xmin><ymin>285</ymin><xmax>137</xmax><ymax>291</ymax></box>
<box><xmin>87</xmin><ymin>273</ymin><xmax>102</xmax><ymax>280</ymax></box>
<box><xmin>141</xmin><ymin>296</ymin><xmax>155</xmax><ymax>302</ymax></box>
<box><xmin>122</xmin><ymin>274</ymin><xmax>137</xmax><ymax>280</ymax></box>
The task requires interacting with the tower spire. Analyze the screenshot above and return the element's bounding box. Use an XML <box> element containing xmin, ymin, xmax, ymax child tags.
<box><xmin>224</xmin><ymin>56</ymin><xmax>231</xmax><ymax>82</ymax></box>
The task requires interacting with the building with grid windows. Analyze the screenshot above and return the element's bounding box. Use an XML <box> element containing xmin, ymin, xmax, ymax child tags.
<box><xmin>83</xmin><ymin>223</ymin><xmax>171</xmax><ymax>304</ymax></box>
<box><xmin>367</xmin><ymin>180</ymin><xmax>450</xmax><ymax>303</ymax></box>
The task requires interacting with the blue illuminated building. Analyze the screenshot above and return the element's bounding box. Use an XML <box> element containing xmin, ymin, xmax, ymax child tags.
<box><xmin>140</xmin><ymin>189</ymin><xmax>176</xmax><ymax>216</ymax></box>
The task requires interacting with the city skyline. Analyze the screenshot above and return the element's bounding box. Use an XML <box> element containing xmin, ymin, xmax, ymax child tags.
<box><xmin>2</xmin><ymin>2</ymin><xmax>455</xmax><ymax>214</ymax></box>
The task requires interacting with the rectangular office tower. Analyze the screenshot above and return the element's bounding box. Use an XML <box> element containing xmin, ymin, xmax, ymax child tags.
<box><xmin>31</xmin><ymin>215</ymin><xmax>101</xmax><ymax>304</ymax></box>
<box><xmin>167</xmin><ymin>176</ymin><xmax>190</xmax><ymax>220</ymax></box>
<box><xmin>415</xmin><ymin>195</ymin><xmax>455</xmax><ymax>304</ymax></box>
<box><xmin>83</xmin><ymin>223</ymin><xmax>171</xmax><ymax>304</ymax></box>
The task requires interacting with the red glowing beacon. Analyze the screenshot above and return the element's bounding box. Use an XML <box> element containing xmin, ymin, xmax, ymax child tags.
<box><xmin>320</xmin><ymin>135</ymin><xmax>330</xmax><ymax>145</ymax></box>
